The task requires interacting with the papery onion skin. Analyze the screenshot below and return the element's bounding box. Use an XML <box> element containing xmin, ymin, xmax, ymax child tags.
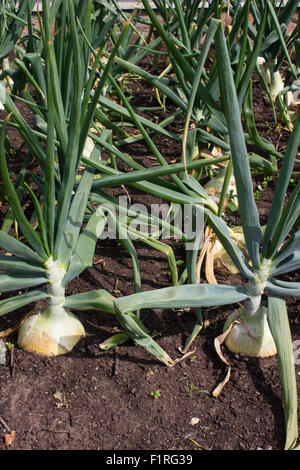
<box><xmin>213</xmin><ymin>226</ymin><xmax>248</xmax><ymax>275</ymax></box>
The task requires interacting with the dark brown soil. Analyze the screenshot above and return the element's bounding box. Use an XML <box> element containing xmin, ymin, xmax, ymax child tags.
<box><xmin>0</xmin><ymin>24</ymin><xmax>299</xmax><ymax>454</ymax></box>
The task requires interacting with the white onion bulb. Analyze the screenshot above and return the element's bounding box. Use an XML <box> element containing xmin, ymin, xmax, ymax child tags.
<box><xmin>223</xmin><ymin>306</ymin><xmax>277</xmax><ymax>358</ymax></box>
<box><xmin>18</xmin><ymin>308</ymin><xmax>85</xmax><ymax>356</ymax></box>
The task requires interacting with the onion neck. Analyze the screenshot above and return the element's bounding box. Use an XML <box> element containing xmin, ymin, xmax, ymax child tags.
<box><xmin>244</xmin><ymin>258</ymin><xmax>272</xmax><ymax>316</ymax></box>
<box><xmin>45</xmin><ymin>257</ymin><xmax>66</xmax><ymax>316</ymax></box>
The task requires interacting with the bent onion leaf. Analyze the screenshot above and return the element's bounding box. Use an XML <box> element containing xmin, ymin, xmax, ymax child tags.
<box><xmin>0</xmin><ymin>273</ymin><xmax>48</xmax><ymax>293</ymax></box>
<box><xmin>114</xmin><ymin>284</ymin><xmax>249</xmax><ymax>315</ymax></box>
<box><xmin>114</xmin><ymin>284</ymin><xmax>249</xmax><ymax>366</ymax></box>
<box><xmin>0</xmin><ymin>123</ymin><xmax>47</xmax><ymax>260</ymax></box>
<box><xmin>266</xmin><ymin>279</ymin><xmax>300</xmax><ymax>298</ymax></box>
<box><xmin>0</xmin><ymin>289</ymin><xmax>48</xmax><ymax>318</ymax></box>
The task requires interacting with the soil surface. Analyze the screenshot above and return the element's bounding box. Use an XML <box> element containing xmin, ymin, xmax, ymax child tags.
<box><xmin>0</xmin><ymin>16</ymin><xmax>299</xmax><ymax>453</ymax></box>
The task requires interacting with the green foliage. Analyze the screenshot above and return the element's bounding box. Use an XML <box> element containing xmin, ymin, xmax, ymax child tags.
<box><xmin>150</xmin><ymin>389</ymin><xmax>161</xmax><ymax>400</ymax></box>
<box><xmin>0</xmin><ymin>0</ymin><xmax>299</xmax><ymax>450</ymax></box>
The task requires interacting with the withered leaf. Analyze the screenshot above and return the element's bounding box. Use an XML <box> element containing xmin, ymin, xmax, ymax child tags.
<box><xmin>4</xmin><ymin>430</ymin><xmax>15</xmax><ymax>448</ymax></box>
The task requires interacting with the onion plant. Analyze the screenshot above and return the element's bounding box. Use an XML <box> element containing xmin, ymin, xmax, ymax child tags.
<box><xmin>247</xmin><ymin>0</ymin><xmax>299</xmax><ymax>123</ymax></box>
<box><xmin>77</xmin><ymin>1</ymin><xmax>274</xmax><ymax>349</ymax></box>
<box><xmin>105</xmin><ymin>1</ymin><xmax>281</xmax><ymax>290</ymax></box>
<box><xmin>112</xmin><ymin>21</ymin><xmax>300</xmax><ymax>450</ymax></box>
<box><xmin>0</xmin><ymin>0</ymin><xmax>36</xmax><ymax>60</ymax></box>
<box><xmin>0</xmin><ymin>0</ymin><xmax>212</xmax><ymax>355</ymax></box>
<box><xmin>58</xmin><ymin>1</ymin><xmax>299</xmax><ymax>361</ymax></box>
<box><xmin>0</xmin><ymin>0</ymin><xmax>37</xmax><ymax>106</ymax></box>
<box><xmin>135</xmin><ymin>0</ymin><xmax>282</xmax><ymax>165</ymax></box>
<box><xmin>0</xmin><ymin>0</ymin><xmax>132</xmax><ymax>356</ymax></box>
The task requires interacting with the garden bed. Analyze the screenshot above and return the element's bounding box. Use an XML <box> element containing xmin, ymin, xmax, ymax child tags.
<box><xmin>0</xmin><ymin>52</ymin><xmax>299</xmax><ymax>452</ymax></box>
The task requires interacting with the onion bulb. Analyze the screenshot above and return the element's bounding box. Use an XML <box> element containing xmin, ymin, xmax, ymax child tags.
<box><xmin>223</xmin><ymin>306</ymin><xmax>277</xmax><ymax>358</ymax></box>
<box><xmin>18</xmin><ymin>308</ymin><xmax>85</xmax><ymax>356</ymax></box>
<box><xmin>17</xmin><ymin>257</ymin><xmax>85</xmax><ymax>356</ymax></box>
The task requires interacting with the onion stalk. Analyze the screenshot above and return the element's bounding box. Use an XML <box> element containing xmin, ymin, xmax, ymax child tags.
<box><xmin>0</xmin><ymin>0</ymin><xmax>126</xmax><ymax>357</ymax></box>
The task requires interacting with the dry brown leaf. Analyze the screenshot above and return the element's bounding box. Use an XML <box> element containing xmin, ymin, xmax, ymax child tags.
<box><xmin>188</xmin><ymin>437</ymin><xmax>211</xmax><ymax>450</ymax></box>
<box><xmin>173</xmin><ymin>348</ymin><xmax>197</xmax><ymax>365</ymax></box>
<box><xmin>212</xmin><ymin>322</ymin><xmax>236</xmax><ymax>398</ymax></box>
<box><xmin>196</xmin><ymin>226</ymin><xmax>214</xmax><ymax>282</ymax></box>
<box><xmin>53</xmin><ymin>391</ymin><xmax>68</xmax><ymax>409</ymax></box>
<box><xmin>205</xmin><ymin>239</ymin><xmax>218</xmax><ymax>285</ymax></box>
<box><xmin>4</xmin><ymin>430</ymin><xmax>15</xmax><ymax>448</ymax></box>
